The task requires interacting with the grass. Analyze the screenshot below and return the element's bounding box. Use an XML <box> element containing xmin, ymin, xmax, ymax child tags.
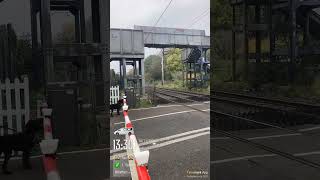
<box><xmin>155</xmin><ymin>80</ymin><xmax>210</xmax><ymax>94</ymax></box>
<box><xmin>137</xmin><ymin>97</ymin><xmax>153</xmax><ymax>108</ymax></box>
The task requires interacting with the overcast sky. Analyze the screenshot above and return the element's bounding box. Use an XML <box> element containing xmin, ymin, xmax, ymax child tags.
<box><xmin>110</xmin><ymin>0</ymin><xmax>210</xmax><ymax>71</ymax></box>
<box><xmin>111</xmin><ymin>0</ymin><xmax>210</xmax><ymax>34</ymax></box>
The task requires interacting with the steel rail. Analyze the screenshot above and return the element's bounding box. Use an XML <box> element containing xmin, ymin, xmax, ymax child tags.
<box><xmin>212</xmin><ymin>90</ymin><xmax>320</xmax><ymax>111</ymax></box>
<box><xmin>152</xmin><ymin>88</ymin><xmax>320</xmax><ymax>170</ymax></box>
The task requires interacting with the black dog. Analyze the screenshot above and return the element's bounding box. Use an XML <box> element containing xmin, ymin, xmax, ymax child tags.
<box><xmin>0</xmin><ymin>118</ymin><xmax>43</xmax><ymax>174</ymax></box>
<box><xmin>110</xmin><ymin>99</ymin><xmax>124</xmax><ymax>117</ymax></box>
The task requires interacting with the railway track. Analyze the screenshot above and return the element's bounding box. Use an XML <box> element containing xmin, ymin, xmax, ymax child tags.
<box><xmin>212</xmin><ymin>90</ymin><xmax>320</xmax><ymax>114</ymax></box>
<box><xmin>150</xmin><ymin>88</ymin><xmax>320</xmax><ymax>129</ymax></box>
<box><xmin>153</xmin><ymin>87</ymin><xmax>209</xmax><ymax>104</ymax></box>
<box><xmin>211</xmin><ymin>90</ymin><xmax>320</xmax><ymax>130</ymax></box>
<box><xmin>148</xmin><ymin>87</ymin><xmax>320</xmax><ymax>174</ymax></box>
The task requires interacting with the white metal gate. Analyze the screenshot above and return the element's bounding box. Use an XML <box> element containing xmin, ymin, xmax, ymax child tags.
<box><xmin>110</xmin><ymin>85</ymin><xmax>120</xmax><ymax>104</ymax></box>
<box><xmin>0</xmin><ymin>77</ymin><xmax>30</xmax><ymax>136</ymax></box>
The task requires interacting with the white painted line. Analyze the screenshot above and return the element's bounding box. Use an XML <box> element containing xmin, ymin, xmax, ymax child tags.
<box><xmin>111</xmin><ymin>127</ymin><xmax>210</xmax><ymax>154</ymax></box>
<box><xmin>212</xmin><ymin>133</ymin><xmax>301</xmax><ymax>141</ymax></box>
<box><xmin>140</xmin><ymin>131</ymin><xmax>209</xmax><ymax>152</ymax></box>
<box><xmin>139</xmin><ymin>127</ymin><xmax>209</xmax><ymax>147</ymax></box>
<box><xmin>212</xmin><ymin>154</ymin><xmax>276</xmax><ymax>164</ymax></box>
<box><xmin>111</xmin><ymin>131</ymin><xmax>210</xmax><ymax>160</ymax></box>
<box><xmin>298</xmin><ymin>126</ymin><xmax>320</xmax><ymax>132</ymax></box>
<box><xmin>114</xmin><ymin>109</ymin><xmax>210</xmax><ymax>125</ymax></box>
<box><xmin>212</xmin><ymin>150</ymin><xmax>320</xmax><ymax>164</ymax></box>
<box><xmin>294</xmin><ymin>151</ymin><xmax>320</xmax><ymax>156</ymax></box>
<box><xmin>248</xmin><ymin>133</ymin><xmax>301</xmax><ymax>140</ymax></box>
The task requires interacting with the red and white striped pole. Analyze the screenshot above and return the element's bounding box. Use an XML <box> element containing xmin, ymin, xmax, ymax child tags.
<box><xmin>122</xmin><ymin>97</ymin><xmax>132</xmax><ymax>129</ymax></box>
<box><xmin>130</xmin><ymin>135</ymin><xmax>150</xmax><ymax>180</ymax></box>
<box><xmin>122</xmin><ymin>96</ymin><xmax>151</xmax><ymax>180</ymax></box>
<box><xmin>40</xmin><ymin>105</ymin><xmax>61</xmax><ymax>180</ymax></box>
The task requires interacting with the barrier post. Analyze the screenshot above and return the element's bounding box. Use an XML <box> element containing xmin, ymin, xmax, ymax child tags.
<box><xmin>40</xmin><ymin>106</ymin><xmax>61</xmax><ymax>180</ymax></box>
<box><xmin>122</xmin><ymin>95</ymin><xmax>151</xmax><ymax>180</ymax></box>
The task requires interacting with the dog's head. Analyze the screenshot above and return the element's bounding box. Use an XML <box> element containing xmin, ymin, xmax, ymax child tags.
<box><xmin>118</xmin><ymin>99</ymin><xmax>124</xmax><ymax>105</ymax></box>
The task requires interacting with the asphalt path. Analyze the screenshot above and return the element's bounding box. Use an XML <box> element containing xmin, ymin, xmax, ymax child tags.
<box><xmin>110</xmin><ymin>102</ymin><xmax>210</xmax><ymax>180</ymax></box>
<box><xmin>212</xmin><ymin>125</ymin><xmax>320</xmax><ymax>180</ymax></box>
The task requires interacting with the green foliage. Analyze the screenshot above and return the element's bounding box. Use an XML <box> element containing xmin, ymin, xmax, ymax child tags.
<box><xmin>137</xmin><ymin>98</ymin><xmax>153</xmax><ymax>108</ymax></box>
<box><xmin>145</xmin><ymin>55</ymin><xmax>162</xmax><ymax>82</ymax></box>
<box><xmin>165</xmin><ymin>48</ymin><xmax>183</xmax><ymax>73</ymax></box>
<box><xmin>212</xmin><ymin>30</ymin><xmax>232</xmax><ymax>61</ymax></box>
<box><xmin>110</xmin><ymin>69</ymin><xmax>120</xmax><ymax>86</ymax></box>
<box><xmin>155</xmin><ymin>80</ymin><xmax>209</xmax><ymax>94</ymax></box>
<box><xmin>212</xmin><ymin>0</ymin><xmax>232</xmax><ymax>28</ymax></box>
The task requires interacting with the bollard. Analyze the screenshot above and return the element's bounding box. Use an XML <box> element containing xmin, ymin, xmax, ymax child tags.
<box><xmin>40</xmin><ymin>107</ymin><xmax>61</xmax><ymax>180</ymax></box>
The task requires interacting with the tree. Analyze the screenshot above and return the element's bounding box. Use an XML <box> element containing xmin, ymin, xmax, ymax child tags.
<box><xmin>144</xmin><ymin>55</ymin><xmax>162</xmax><ymax>82</ymax></box>
<box><xmin>213</xmin><ymin>0</ymin><xmax>232</xmax><ymax>29</ymax></box>
<box><xmin>165</xmin><ymin>48</ymin><xmax>183</xmax><ymax>73</ymax></box>
<box><xmin>110</xmin><ymin>69</ymin><xmax>120</xmax><ymax>86</ymax></box>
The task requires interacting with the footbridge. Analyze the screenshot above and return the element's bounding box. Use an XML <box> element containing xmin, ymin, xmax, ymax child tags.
<box><xmin>134</xmin><ymin>25</ymin><xmax>210</xmax><ymax>48</ymax></box>
<box><xmin>110</xmin><ymin>26</ymin><xmax>210</xmax><ymax>95</ymax></box>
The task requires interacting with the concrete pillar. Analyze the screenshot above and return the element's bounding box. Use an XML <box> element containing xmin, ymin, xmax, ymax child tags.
<box><xmin>122</xmin><ymin>58</ymin><xmax>127</xmax><ymax>89</ymax></box>
<box><xmin>200</xmin><ymin>48</ymin><xmax>204</xmax><ymax>85</ymax></box>
<box><xmin>243</xmin><ymin>2</ymin><xmax>249</xmax><ymax>81</ymax></box>
<box><xmin>232</xmin><ymin>6</ymin><xmax>236</xmax><ymax>81</ymax></box>
<box><xmin>161</xmin><ymin>48</ymin><xmax>165</xmax><ymax>86</ymax></box>
<box><xmin>255</xmin><ymin>5</ymin><xmax>261</xmax><ymax>63</ymax></box>
<box><xmin>134</xmin><ymin>61</ymin><xmax>139</xmax><ymax>91</ymax></box>
<box><xmin>30</xmin><ymin>0</ymin><xmax>38</xmax><ymax>50</ymax></box>
<box><xmin>80</xmin><ymin>0</ymin><xmax>86</xmax><ymax>42</ymax></box>
<box><xmin>40</xmin><ymin>0</ymin><xmax>54</xmax><ymax>85</ymax></box>
<box><xmin>304</xmin><ymin>12</ymin><xmax>310</xmax><ymax>46</ymax></box>
<box><xmin>289</xmin><ymin>0</ymin><xmax>297</xmax><ymax>82</ymax></box>
<box><xmin>73</xmin><ymin>10</ymin><xmax>80</xmax><ymax>43</ymax></box>
<box><xmin>268</xmin><ymin>0</ymin><xmax>275</xmax><ymax>63</ymax></box>
<box><xmin>141</xmin><ymin>59</ymin><xmax>145</xmax><ymax>95</ymax></box>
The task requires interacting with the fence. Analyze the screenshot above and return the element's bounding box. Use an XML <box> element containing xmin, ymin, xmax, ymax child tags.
<box><xmin>0</xmin><ymin>77</ymin><xmax>30</xmax><ymax>136</ymax></box>
<box><xmin>110</xmin><ymin>85</ymin><xmax>120</xmax><ymax>104</ymax></box>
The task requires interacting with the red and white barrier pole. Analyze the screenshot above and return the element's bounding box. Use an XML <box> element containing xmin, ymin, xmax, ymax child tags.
<box><xmin>122</xmin><ymin>96</ymin><xmax>151</xmax><ymax>180</ymax></box>
<box><xmin>40</xmin><ymin>105</ymin><xmax>61</xmax><ymax>180</ymax></box>
<box><xmin>130</xmin><ymin>136</ymin><xmax>150</xmax><ymax>180</ymax></box>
